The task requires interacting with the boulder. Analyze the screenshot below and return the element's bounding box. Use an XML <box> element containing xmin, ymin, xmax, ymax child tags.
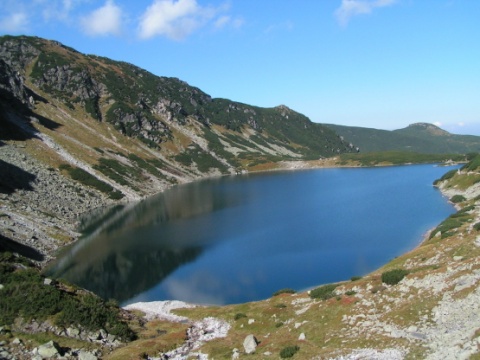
<box><xmin>243</xmin><ymin>334</ymin><xmax>258</xmax><ymax>354</ymax></box>
<box><xmin>78</xmin><ymin>350</ymin><xmax>98</xmax><ymax>360</ymax></box>
<box><xmin>37</xmin><ymin>340</ymin><xmax>61</xmax><ymax>358</ymax></box>
<box><xmin>299</xmin><ymin>332</ymin><xmax>306</xmax><ymax>341</ymax></box>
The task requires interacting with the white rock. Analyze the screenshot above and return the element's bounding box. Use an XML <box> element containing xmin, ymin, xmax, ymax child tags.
<box><xmin>243</xmin><ymin>334</ymin><xmax>258</xmax><ymax>354</ymax></box>
<box><xmin>299</xmin><ymin>332</ymin><xmax>306</xmax><ymax>340</ymax></box>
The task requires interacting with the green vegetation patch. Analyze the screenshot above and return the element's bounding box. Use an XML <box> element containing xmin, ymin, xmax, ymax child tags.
<box><xmin>280</xmin><ymin>345</ymin><xmax>300</xmax><ymax>358</ymax></box>
<box><xmin>175</xmin><ymin>145</ymin><xmax>229</xmax><ymax>173</ymax></box>
<box><xmin>339</xmin><ymin>152</ymin><xmax>464</xmax><ymax>166</ymax></box>
<box><xmin>450</xmin><ymin>195</ymin><xmax>467</xmax><ymax>203</ymax></box>
<box><xmin>433</xmin><ymin>169</ymin><xmax>458</xmax><ymax>185</ymax></box>
<box><xmin>273</xmin><ymin>288</ymin><xmax>296</xmax><ymax>297</ymax></box>
<box><xmin>462</xmin><ymin>154</ymin><xmax>480</xmax><ymax>172</ymax></box>
<box><xmin>234</xmin><ymin>313</ymin><xmax>247</xmax><ymax>321</ymax></box>
<box><xmin>59</xmin><ymin>164</ymin><xmax>123</xmax><ymax>200</ymax></box>
<box><xmin>0</xmin><ymin>255</ymin><xmax>134</xmax><ymax>341</ymax></box>
<box><xmin>381</xmin><ymin>269</ymin><xmax>409</xmax><ymax>285</ymax></box>
<box><xmin>309</xmin><ymin>284</ymin><xmax>338</xmax><ymax>300</ymax></box>
<box><xmin>429</xmin><ymin>207</ymin><xmax>474</xmax><ymax>240</ymax></box>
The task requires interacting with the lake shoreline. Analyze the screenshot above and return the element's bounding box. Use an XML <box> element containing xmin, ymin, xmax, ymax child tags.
<box><xmin>48</xmin><ymin>162</ymin><xmax>461</xmax><ymax>306</ymax></box>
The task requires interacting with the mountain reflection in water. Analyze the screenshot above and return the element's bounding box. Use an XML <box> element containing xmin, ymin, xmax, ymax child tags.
<box><xmin>45</xmin><ymin>166</ymin><xmax>458</xmax><ymax>305</ymax></box>
<box><xmin>45</xmin><ymin>179</ymin><xmax>239</xmax><ymax>303</ymax></box>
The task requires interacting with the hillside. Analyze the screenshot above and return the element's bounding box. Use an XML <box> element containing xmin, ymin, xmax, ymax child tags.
<box><xmin>325</xmin><ymin>122</ymin><xmax>480</xmax><ymax>154</ymax></box>
<box><xmin>1</xmin><ymin>34</ymin><xmax>480</xmax><ymax>360</ymax></box>
<box><xmin>0</xmin><ymin>34</ymin><xmax>357</xmax><ymax>259</ymax></box>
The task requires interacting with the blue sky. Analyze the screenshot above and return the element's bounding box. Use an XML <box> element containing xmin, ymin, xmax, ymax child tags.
<box><xmin>1</xmin><ymin>0</ymin><xmax>479</xmax><ymax>135</ymax></box>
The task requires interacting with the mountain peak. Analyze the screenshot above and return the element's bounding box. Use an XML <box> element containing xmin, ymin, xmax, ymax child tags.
<box><xmin>404</xmin><ymin>122</ymin><xmax>450</xmax><ymax>136</ymax></box>
<box><xmin>406</xmin><ymin>123</ymin><xmax>450</xmax><ymax>136</ymax></box>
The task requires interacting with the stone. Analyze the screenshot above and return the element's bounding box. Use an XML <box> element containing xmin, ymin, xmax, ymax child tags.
<box><xmin>248</xmin><ymin>319</ymin><xmax>255</xmax><ymax>325</ymax></box>
<box><xmin>67</xmin><ymin>327</ymin><xmax>81</xmax><ymax>338</ymax></box>
<box><xmin>243</xmin><ymin>334</ymin><xmax>258</xmax><ymax>354</ymax></box>
<box><xmin>408</xmin><ymin>325</ymin><xmax>418</xmax><ymax>333</ymax></box>
<box><xmin>232</xmin><ymin>348</ymin><xmax>240</xmax><ymax>359</ymax></box>
<box><xmin>299</xmin><ymin>332</ymin><xmax>306</xmax><ymax>341</ymax></box>
<box><xmin>43</xmin><ymin>278</ymin><xmax>53</xmax><ymax>286</ymax></box>
<box><xmin>78</xmin><ymin>350</ymin><xmax>98</xmax><ymax>360</ymax></box>
<box><xmin>37</xmin><ymin>340</ymin><xmax>61</xmax><ymax>358</ymax></box>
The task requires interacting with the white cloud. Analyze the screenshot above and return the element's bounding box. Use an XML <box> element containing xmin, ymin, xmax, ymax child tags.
<box><xmin>335</xmin><ymin>0</ymin><xmax>397</xmax><ymax>27</ymax></box>
<box><xmin>264</xmin><ymin>20</ymin><xmax>294</xmax><ymax>34</ymax></box>
<box><xmin>214</xmin><ymin>15</ymin><xmax>230</xmax><ymax>29</ymax></box>
<box><xmin>0</xmin><ymin>12</ymin><xmax>29</xmax><ymax>33</ymax></box>
<box><xmin>433</xmin><ymin>121</ymin><xmax>443</xmax><ymax>127</ymax></box>
<box><xmin>457</xmin><ymin>121</ymin><xmax>465</xmax><ymax>127</ymax></box>
<box><xmin>214</xmin><ymin>14</ymin><xmax>244</xmax><ymax>29</ymax></box>
<box><xmin>80</xmin><ymin>0</ymin><xmax>123</xmax><ymax>37</ymax></box>
<box><xmin>138</xmin><ymin>0</ymin><xmax>234</xmax><ymax>40</ymax></box>
<box><xmin>33</xmin><ymin>0</ymin><xmax>88</xmax><ymax>22</ymax></box>
<box><xmin>138</xmin><ymin>0</ymin><xmax>202</xmax><ymax>40</ymax></box>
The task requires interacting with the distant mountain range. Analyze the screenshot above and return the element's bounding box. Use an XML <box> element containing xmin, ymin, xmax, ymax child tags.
<box><xmin>325</xmin><ymin>122</ymin><xmax>480</xmax><ymax>154</ymax></box>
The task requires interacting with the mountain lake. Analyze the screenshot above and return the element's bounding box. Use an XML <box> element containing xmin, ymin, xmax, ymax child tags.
<box><xmin>45</xmin><ymin>164</ymin><xmax>459</xmax><ymax>305</ymax></box>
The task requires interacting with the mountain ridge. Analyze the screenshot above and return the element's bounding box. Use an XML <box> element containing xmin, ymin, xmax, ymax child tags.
<box><xmin>325</xmin><ymin>122</ymin><xmax>480</xmax><ymax>154</ymax></box>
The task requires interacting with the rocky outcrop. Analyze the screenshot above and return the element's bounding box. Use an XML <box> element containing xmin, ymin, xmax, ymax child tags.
<box><xmin>0</xmin><ymin>59</ymin><xmax>32</xmax><ymax>107</ymax></box>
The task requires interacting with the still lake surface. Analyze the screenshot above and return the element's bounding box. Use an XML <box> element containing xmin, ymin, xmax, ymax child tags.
<box><xmin>46</xmin><ymin>164</ymin><xmax>458</xmax><ymax>305</ymax></box>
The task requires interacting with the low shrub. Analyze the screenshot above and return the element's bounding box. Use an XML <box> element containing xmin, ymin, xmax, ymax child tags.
<box><xmin>309</xmin><ymin>284</ymin><xmax>337</xmax><ymax>300</ymax></box>
<box><xmin>381</xmin><ymin>269</ymin><xmax>409</xmax><ymax>285</ymax></box>
<box><xmin>273</xmin><ymin>288</ymin><xmax>296</xmax><ymax>296</ymax></box>
<box><xmin>345</xmin><ymin>290</ymin><xmax>356</xmax><ymax>296</ymax></box>
<box><xmin>450</xmin><ymin>195</ymin><xmax>466</xmax><ymax>203</ymax></box>
<box><xmin>0</xmin><ymin>255</ymin><xmax>135</xmax><ymax>341</ymax></box>
<box><xmin>433</xmin><ymin>169</ymin><xmax>457</xmax><ymax>185</ymax></box>
<box><xmin>350</xmin><ymin>276</ymin><xmax>362</xmax><ymax>281</ymax></box>
<box><xmin>474</xmin><ymin>222</ymin><xmax>480</xmax><ymax>231</ymax></box>
<box><xmin>429</xmin><ymin>209</ymin><xmax>473</xmax><ymax>239</ymax></box>
<box><xmin>280</xmin><ymin>345</ymin><xmax>300</xmax><ymax>358</ymax></box>
<box><xmin>234</xmin><ymin>313</ymin><xmax>247</xmax><ymax>321</ymax></box>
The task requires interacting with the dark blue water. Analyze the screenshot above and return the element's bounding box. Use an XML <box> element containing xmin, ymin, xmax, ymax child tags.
<box><xmin>45</xmin><ymin>164</ymin><xmax>457</xmax><ymax>305</ymax></box>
